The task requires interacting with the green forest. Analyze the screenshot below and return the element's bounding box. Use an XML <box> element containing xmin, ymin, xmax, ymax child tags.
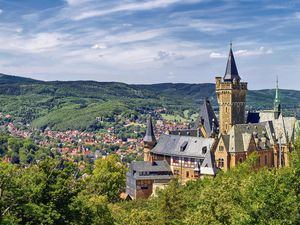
<box><xmin>0</xmin><ymin>74</ymin><xmax>300</xmax><ymax>131</ymax></box>
<box><xmin>1</xmin><ymin>138</ymin><xmax>300</xmax><ymax>225</ymax></box>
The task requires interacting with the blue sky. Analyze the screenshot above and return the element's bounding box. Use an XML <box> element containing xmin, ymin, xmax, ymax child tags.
<box><xmin>0</xmin><ymin>0</ymin><xmax>299</xmax><ymax>89</ymax></box>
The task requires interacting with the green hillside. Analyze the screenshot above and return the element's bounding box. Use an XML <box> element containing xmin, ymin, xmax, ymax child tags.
<box><xmin>0</xmin><ymin>74</ymin><xmax>299</xmax><ymax>131</ymax></box>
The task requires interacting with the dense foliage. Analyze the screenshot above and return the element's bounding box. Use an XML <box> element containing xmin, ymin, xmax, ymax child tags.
<box><xmin>1</xmin><ymin>139</ymin><xmax>300</xmax><ymax>224</ymax></box>
<box><xmin>0</xmin><ymin>134</ymin><xmax>51</xmax><ymax>164</ymax></box>
<box><xmin>0</xmin><ymin>154</ymin><xmax>126</xmax><ymax>225</ymax></box>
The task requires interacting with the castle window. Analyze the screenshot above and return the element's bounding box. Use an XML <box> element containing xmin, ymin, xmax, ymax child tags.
<box><xmin>141</xmin><ymin>185</ymin><xmax>148</xmax><ymax>190</ymax></box>
<box><xmin>219</xmin><ymin>146</ymin><xmax>224</xmax><ymax>151</ymax></box>
<box><xmin>173</xmin><ymin>157</ymin><xmax>179</xmax><ymax>163</ymax></box>
<box><xmin>218</xmin><ymin>158</ymin><xmax>224</xmax><ymax>167</ymax></box>
<box><xmin>202</xmin><ymin>146</ymin><xmax>207</xmax><ymax>154</ymax></box>
<box><xmin>239</xmin><ymin>157</ymin><xmax>243</xmax><ymax>163</ymax></box>
<box><xmin>186</xmin><ymin>171</ymin><xmax>190</xmax><ymax>178</ymax></box>
<box><xmin>180</xmin><ymin>141</ymin><xmax>188</xmax><ymax>151</ymax></box>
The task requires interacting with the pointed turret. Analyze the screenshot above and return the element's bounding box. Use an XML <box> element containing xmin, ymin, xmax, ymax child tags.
<box><xmin>194</xmin><ymin>98</ymin><xmax>219</xmax><ymax>137</ymax></box>
<box><xmin>274</xmin><ymin>76</ymin><xmax>281</xmax><ymax>114</ymax></box>
<box><xmin>144</xmin><ymin>115</ymin><xmax>156</xmax><ymax>143</ymax></box>
<box><xmin>223</xmin><ymin>43</ymin><xmax>241</xmax><ymax>82</ymax></box>
<box><xmin>143</xmin><ymin>115</ymin><xmax>156</xmax><ymax>161</ymax></box>
<box><xmin>216</xmin><ymin>43</ymin><xmax>247</xmax><ymax>134</ymax></box>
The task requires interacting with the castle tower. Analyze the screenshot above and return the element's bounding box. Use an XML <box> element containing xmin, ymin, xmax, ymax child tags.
<box><xmin>274</xmin><ymin>77</ymin><xmax>281</xmax><ymax>118</ymax></box>
<box><xmin>143</xmin><ymin>115</ymin><xmax>157</xmax><ymax>161</ymax></box>
<box><xmin>216</xmin><ymin>43</ymin><xmax>248</xmax><ymax>134</ymax></box>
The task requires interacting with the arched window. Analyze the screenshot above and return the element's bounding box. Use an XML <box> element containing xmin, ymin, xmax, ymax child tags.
<box><xmin>239</xmin><ymin>157</ymin><xmax>243</xmax><ymax>163</ymax></box>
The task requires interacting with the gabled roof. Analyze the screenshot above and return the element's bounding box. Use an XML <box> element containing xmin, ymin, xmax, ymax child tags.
<box><xmin>151</xmin><ymin>134</ymin><xmax>215</xmax><ymax>158</ymax></box>
<box><xmin>127</xmin><ymin>161</ymin><xmax>173</xmax><ymax>181</ymax></box>
<box><xmin>169</xmin><ymin>129</ymin><xmax>198</xmax><ymax>137</ymax></box>
<box><xmin>228</xmin><ymin>122</ymin><xmax>274</xmax><ymax>152</ymax></box>
<box><xmin>130</xmin><ymin>160</ymin><xmax>171</xmax><ymax>173</ymax></box>
<box><xmin>143</xmin><ymin>115</ymin><xmax>156</xmax><ymax>143</ymax></box>
<box><xmin>223</xmin><ymin>45</ymin><xmax>241</xmax><ymax>82</ymax></box>
<box><xmin>200</xmin><ymin>151</ymin><xmax>217</xmax><ymax>176</ymax></box>
<box><xmin>194</xmin><ymin>98</ymin><xmax>219</xmax><ymax>135</ymax></box>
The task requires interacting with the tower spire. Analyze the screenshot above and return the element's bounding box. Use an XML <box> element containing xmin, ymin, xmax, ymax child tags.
<box><xmin>143</xmin><ymin>114</ymin><xmax>157</xmax><ymax>161</ymax></box>
<box><xmin>224</xmin><ymin>42</ymin><xmax>241</xmax><ymax>82</ymax></box>
<box><xmin>274</xmin><ymin>76</ymin><xmax>281</xmax><ymax>114</ymax></box>
<box><xmin>143</xmin><ymin>115</ymin><xmax>157</xmax><ymax>146</ymax></box>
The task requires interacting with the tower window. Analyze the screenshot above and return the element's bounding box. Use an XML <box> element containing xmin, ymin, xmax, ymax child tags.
<box><xmin>218</xmin><ymin>158</ymin><xmax>224</xmax><ymax>167</ymax></box>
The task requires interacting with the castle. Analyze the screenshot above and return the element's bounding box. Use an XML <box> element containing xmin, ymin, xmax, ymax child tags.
<box><xmin>126</xmin><ymin>44</ymin><xmax>298</xmax><ymax>199</ymax></box>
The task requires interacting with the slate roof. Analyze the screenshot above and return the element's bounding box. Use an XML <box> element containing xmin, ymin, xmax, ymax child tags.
<box><xmin>259</xmin><ymin>110</ymin><xmax>278</xmax><ymax>122</ymax></box>
<box><xmin>143</xmin><ymin>115</ymin><xmax>157</xmax><ymax>143</ymax></box>
<box><xmin>227</xmin><ymin>122</ymin><xmax>275</xmax><ymax>152</ymax></box>
<box><xmin>200</xmin><ymin>151</ymin><xmax>217</xmax><ymax>176</ymax></box>
<box><xmin>224</xmin><ymin>45</ymin><xmax>241</xmax><ymax>82</ymax></box>
<box><xmin>169</xmin><ymin>129</ymin><xmax>198</xmax><ymax>137</ymax></box>
<box><xmin>151</xmin><ymin>134</ymin><xmax>215</xmax><ymax>158</ymax></box>
<box><xmin>194</xmin><ymin>98</ymin><xmax>219</xmax><ymax>135</ymax></box>
<box><xmin>127</xmin><ymin>160</ymin><xmax>172</xmax><ymax>180</ymax></box>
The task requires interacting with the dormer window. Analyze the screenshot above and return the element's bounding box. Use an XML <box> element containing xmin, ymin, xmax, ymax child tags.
<box><xmin>180</xmin><ymin>141</ymin><xmax>188</xmax><ymax>151</ymax></box>
<box><xmin>202</xmin><ymin>146</ymin><xmax>207</xmax><ymax>154</ymax></box>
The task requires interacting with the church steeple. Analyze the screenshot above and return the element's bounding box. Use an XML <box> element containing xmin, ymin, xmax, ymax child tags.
<box><xmin>274</xmin><ymin>76</ymin><xmax>281</xmax><ymax>115</ymax></box>
<box><xmin>223</xmin><ymin>42</ymin><xmax>241</xmax><ymax>82</ymax></box>
<box><xmin>143</xmin><ymin>115</ymin><xmax>157</xmax><ymax>161</ymax></box>
<box><xmin>143</xmin><ymin>115</ymin><xmax>157</xmax><ymax>148</ymax></box>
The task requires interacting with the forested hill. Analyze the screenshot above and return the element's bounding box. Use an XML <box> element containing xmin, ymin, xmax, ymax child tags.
<box><xmin>0</xmin><ymin>73</ymin><xmax>299</xmax><ymax>131</ymax></box>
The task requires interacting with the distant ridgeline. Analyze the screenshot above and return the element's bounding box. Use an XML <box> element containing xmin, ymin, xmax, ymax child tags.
<box><xmin>0</xmin><ymin>73</ymin><xmax>299</xmax><ymax>131</ymax></box>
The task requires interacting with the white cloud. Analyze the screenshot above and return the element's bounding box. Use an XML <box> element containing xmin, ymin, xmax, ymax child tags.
<box><xmin>91</xmin><ymin>44</ymin><xmax>107</xmax><ymax>49</ymax></box>
<box><xmin>0</xmin><ymin>32</ymin><xmax>69</xmax><ymax>53</ymax></box>
<box><xmin>16</xmin><ymin>28</ymin><xmax>23</xmax><ymax>33</ymax></box>
<box><xmin>295</xmin><ymin>12</ymin><xmax>300</xmax><ymax>19</ymax></box>
<box><xmin>209</xmin><ymin>52</ymin><xmax>226</xmax><ymax>59</ymax></box>
<box><xmin>154</xmin><ymin>50</ymin><xmax>185</xmax><ymax>61</ymax></box>
<box><xmin>73</xmin><ymin>0</ymin><xmax>202</xmax><ymax>20</ymax></box>
<box><xmin>235</xmin><ymin>47</ymin><xmax>273</xmax><ymax>56</ymax></box>
<box><xmin>167</xmin><ymin>72</ymin><xmax>176</xmax><ymax>79</ymax></box>
<box><xmin>210</xmin><ymin>47</ymin><xmax>273</xmax><ymax>59</ymax></box>
<box><xmin>103</xmin><ymin>29</ymin><xmax>166</xmax><ymax>44</ymax></box>
<box><xmin>65</xmin><ymin>0</ymin><xmax>93</xmax><ymax>6</ymax></box>
<box><xmin>0</xmin><ymin>9</ymin><xmax>3</xmax><ymax>14</ymax></box>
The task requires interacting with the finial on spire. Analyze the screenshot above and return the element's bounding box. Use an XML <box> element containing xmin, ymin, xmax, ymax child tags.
<box><xmin>224</xmin><ymin>41</ymin><xmax>240</xmax><ymax>82</ymax></box>
<box><xmin>274</xmin><ymin>76</ymin><xmax>281</xmax><ymax>115</ymax></box>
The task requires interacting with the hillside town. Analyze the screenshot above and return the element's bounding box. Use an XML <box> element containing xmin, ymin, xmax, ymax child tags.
<box><xmin>0</xmin><ymin>112</ymin><xmax>190</xmax><ymax>164</ymax></box>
